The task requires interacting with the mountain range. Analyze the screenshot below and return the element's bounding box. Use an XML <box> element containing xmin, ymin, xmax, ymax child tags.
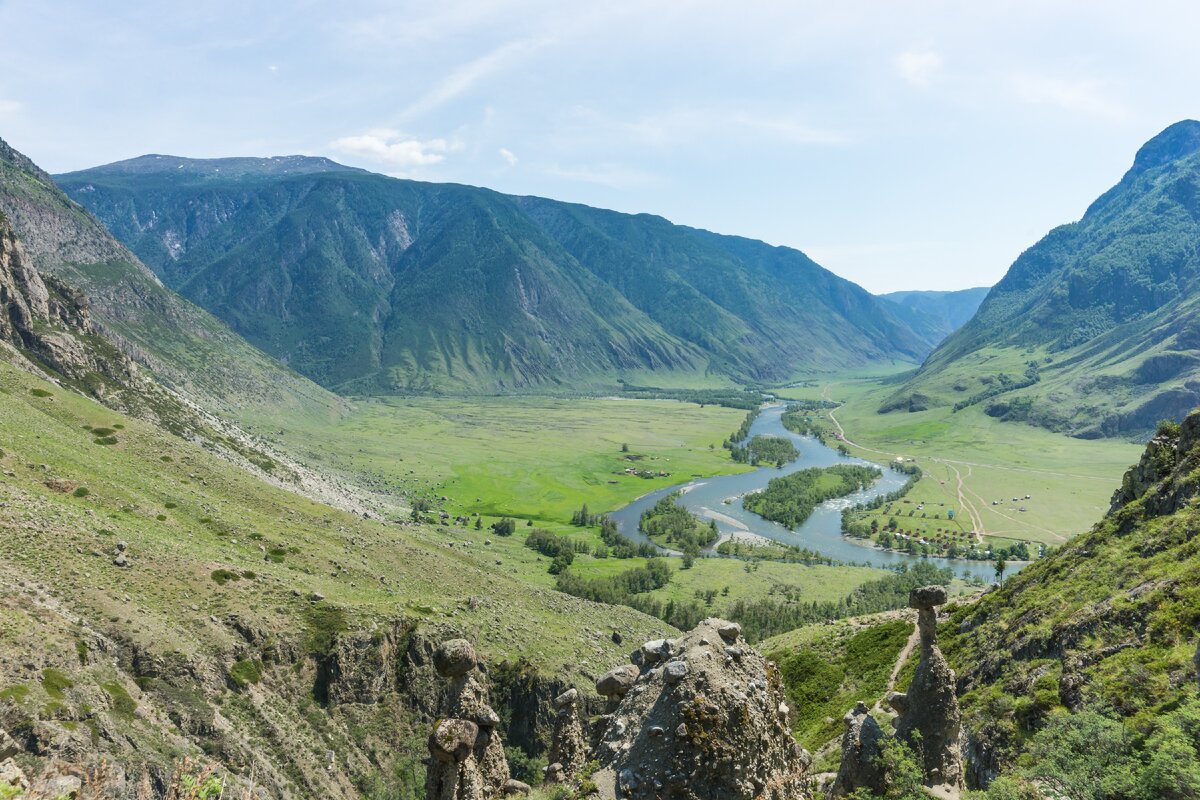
<box><xmin>56</xmin><ymin>155</ymin><xmax>934</xmax><ymax>393</ymax></box>
<box><xmin>884</xmin><ymin>120</ymin><xmax>1200</xmax><ymax>438</ymax></box>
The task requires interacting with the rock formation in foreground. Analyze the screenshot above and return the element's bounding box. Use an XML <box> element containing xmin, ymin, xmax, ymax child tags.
<box><xmin>831</xmin><ymin>701</ymin><xmax>885</xmax><ymax>797</ymax></box>
<box><xmin>889</xmin><ymin>586</ymin><xmax>964</xmax><ymax>791</ymax></box>
<box><xmin>425</xmin><ymin>638</ymin><xmax>512</xmax><ymax>800</ymax></box>
<box><xmin>590</xmin><ymin>618</ymin><xmax>811</xmax><ymax>800</ymax></box>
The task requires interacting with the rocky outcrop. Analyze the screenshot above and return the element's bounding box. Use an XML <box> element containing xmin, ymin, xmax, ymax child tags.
<box><xmin>545</xmin><ymin>688</ymin><xmax>587</xmax><ymax>784</ymax></box>
<box><xmin>891</xmin><ymin>586</ymin><xmax>963</xmax><ymax>792</ymax></box>
<box><xmin>830</xmin><ymin>702</ymin><xmax>884</xmax><ymax>797</ymax></box>
<box><xmin>591</xmin><ymin>618</ymin><xmax>810</xmax><ymax>800</ymax></box>
<box><xmin>424</xmin><ymin>639</ymin><xmax>511</xmax><ymax>800</ymax></box>
<box><xmin>0</xmin><ymin>210</ymin><xmax>136</xmax><ymax>386</ymax></box>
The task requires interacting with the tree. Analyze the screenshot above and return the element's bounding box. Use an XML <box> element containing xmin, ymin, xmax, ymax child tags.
<box><xmin>492</xmin><ymin>517</ymin><xmax>517</xmax><ymax>537</ymax></box>
<box><xmin>474</xmin><ymin>517</ymin><xmax>482</xmax><ymax>530</ymax></box>
<box><xmin>994</xmin><ymin>557</ymin><xmax>1007</xmax><ymax>584</ymax></box>
<box><xmin>681</xmin><ymin>552</ymin><xmax>695</xmax><ymax>570</ymax></box>
<box><xmin>409</xmin><ymin>496</ymin><xmax>431</xmax><ymax>523</ymax></box>
<box><xmin>621</xmin><ymin>442</ymin><xmax>629</xmax><ymax>453</ymax></box>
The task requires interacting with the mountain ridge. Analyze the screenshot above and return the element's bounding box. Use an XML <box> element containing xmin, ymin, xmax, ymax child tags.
<box><xmin>57</xmin><ymin>155</ymin><xmax>929</xmax><ymax>392</ymax></box>
<box><xmin>882</xmin><ymin>120</ymin><xmax>1200</xmax><ymax>438</ymax></box>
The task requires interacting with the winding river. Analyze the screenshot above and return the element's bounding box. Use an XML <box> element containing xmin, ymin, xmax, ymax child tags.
<box><xmin>609</xmin><ymin>404</ymin><xmax>1011</xmax><ymax>582</ymax></box>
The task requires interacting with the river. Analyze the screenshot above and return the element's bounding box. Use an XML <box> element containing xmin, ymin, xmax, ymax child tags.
<box><xmin>608</xmin><ymin>403</ymin><xmax>1012</xmax><ymax>582</ymax></box>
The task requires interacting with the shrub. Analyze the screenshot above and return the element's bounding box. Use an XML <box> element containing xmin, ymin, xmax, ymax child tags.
<box><xmin>72</xmin><ymin>487</ymin><xmax>90</xmax><ymax>497</ymax></box>
<box><xmin>229</xmin><ymin>659</ymin><xmax>263</xmax><ymax>689</ymax></box>
<box><xmin>30</xmin><ymin>388</ymin><xmax>52</xmax><ymax>398</ymax></box>
<box><xmin>211</xmin><ymin>569</ymin><xmax>240</xmax><ymax>586</ymax></box>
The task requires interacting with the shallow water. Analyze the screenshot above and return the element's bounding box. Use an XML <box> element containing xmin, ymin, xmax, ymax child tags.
<box><xmin>608</xmin><ymin>403</ymin><xmax>1015</xmax><ymax>581</ymax></box>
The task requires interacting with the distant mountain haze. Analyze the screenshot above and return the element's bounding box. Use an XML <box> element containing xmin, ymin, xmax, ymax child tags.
<box><xmin>57</xmin><ymin>155</ymin><xmax>932</xmax><ymax>393</ymax></box>
<box><xmin>885</xmin><ymin>120</ymin><xmax>1200</xmax><ymax>439</ymax></box>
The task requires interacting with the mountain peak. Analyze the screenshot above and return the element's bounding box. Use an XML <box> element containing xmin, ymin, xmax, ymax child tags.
<box><xmin>58</xmin><ymin>153</ymin><xmax>363</xmax><ymax>181</ymax></box>
<box><xmin>1129</xmin><ymin>119</ymin><xmax>1200</xmax><ymax>175</ymax></box>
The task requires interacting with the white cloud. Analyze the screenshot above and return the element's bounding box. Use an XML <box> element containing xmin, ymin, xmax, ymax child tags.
<box><xmin>1009</xmin><ymin>73</ymin><xmax>1127</xmax><ymax>119</ymax></box>
<box><xmin>498</xmin><ymin>147</ymin><xmax>518</xmax><ymax>165</ymax></box>
<box><xmin>895</xmin><ymin>49</ymin><xmax>943</xmax><ymax>88</ymax></box>
<box><xmin>329</xmin><ymin>130</ymin><xmax>453</xmax><ymax>170</ymax></box>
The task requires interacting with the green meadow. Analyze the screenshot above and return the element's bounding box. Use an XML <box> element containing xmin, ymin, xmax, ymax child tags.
<box><xmin>775</xmin><ymin>366</ymin><xmax>1141</xmax><ymax>550</ymax></box>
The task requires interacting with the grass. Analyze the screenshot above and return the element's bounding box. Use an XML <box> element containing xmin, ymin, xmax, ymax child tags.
<box><xmin>774</xmin><ymin>368</ymin><xmax>1141</xmax><ymax>549</ymax></box>
<box><xmin>240</xmin><ymin>394</ymin><xmax>752</xmax><ymax>526</ymax></box>
<box><xmin>763</xmin><ymin>615</ymin><xmax>915</xmax><ymax>751</ymax></box>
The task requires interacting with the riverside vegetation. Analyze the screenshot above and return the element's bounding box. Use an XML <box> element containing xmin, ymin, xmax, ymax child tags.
<box><xmin>3</xmin><ymin>123</ymin><xmax>1200</xmax><ymax>799</ymax></box>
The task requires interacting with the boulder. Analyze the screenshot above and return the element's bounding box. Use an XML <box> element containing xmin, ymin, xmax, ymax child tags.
<box><xmin>909</xmin><ymin>585</ymin><xmax>949</xmax><ymax>610</ymax></box>
<box><xmin>591</xmin><ymin>618</ymin><xmax>810</xmax><ymax>799</ymax></box>
<box><xmin>435</xmin><ymin>639</ymin><xmax>479</xmax><ymax>678</ymax></box>
<box><xmin>503</xmin><ymin>779</ymin><xmax>531</xmax><ymax>795</ymax></box>
<box><xmin>596</xmin><ymin>664</ymin><xmax>639</xmax><ymax>698</ymax></box>
<box><xmin>429</xmin><ymin>719</ymin><xmax>479</xmax><ymax>763</ymax></box>
<box><xmin>0</xmin><ymin>759</ymin><xmax>28</xmax><ymax>792</ymax></box>
<box><xmin>831</xmin><ymin>702</ymin><xmax>884</xmax><ymax>797</ymax></box>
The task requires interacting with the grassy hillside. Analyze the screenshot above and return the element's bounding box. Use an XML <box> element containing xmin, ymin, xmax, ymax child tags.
<box><xmin>885</xmin><ymin>120</ymin><xmax>1200</xmax><ymax>438</ymax></box>
<box><xmin>0</xmin><ymin>357</ymin><xmax>673</xmax><ymax>797</ymax></box>
<box><xmin>57</xmin><ymin>155</ymin><xmax>926</xmax><ymax>393</ymax></box>
<box><xmin>0</xmin><ymin>137</ymin><xmax>340</xmax><ymax>423</ymax></box>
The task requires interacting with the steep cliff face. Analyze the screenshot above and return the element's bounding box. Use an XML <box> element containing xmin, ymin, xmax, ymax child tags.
<box><xmin>0</xmin><ymin>210</ymin><xmax>137</xmax><ymax>391</ymax></box>
<box><xmin>941</xmin><ymin>410</ymin><xmax>1200</xmax><ymax>785</ymax></box>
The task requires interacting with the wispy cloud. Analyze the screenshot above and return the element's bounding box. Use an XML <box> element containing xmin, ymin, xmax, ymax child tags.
<box><xmin>400</xmin><ymin>37</ymin><xmax>549</xmax><ymax>121</ymax></box>
<box><xmin>498</xmin><ymin>147</ymin><xmax>518</xmax><ymax>165</ymax></box>
<box><xmin>1009</xmin><ymin>73</ymin><xmax>1128</xmax><ymax>119</ymax></box>
<box><xmin>329</xmin><ymin>130</ymin><xmax>455</xmax><ymax>171</ymax></box>
<box><xmin>0</xmin><ymin>100</ymin><xmax>23</xmax><ymax>115</ymax></box>
<box><xmin>895</xmin><ymin>49</ymin><xmax>942</xmax><ymax>88</ymax></box>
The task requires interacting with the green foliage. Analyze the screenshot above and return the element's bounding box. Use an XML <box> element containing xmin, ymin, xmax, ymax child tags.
<box><xmin>72</xmin><ymin>486</ymin><xmax>89</xmax><ymax>497</ymax></box>
<box><xmin>229</xmin><ymin>659</ymin><xmax>263</xmax><ymax>689</ymax></box>
<box><xmin>729</xmin><ymin>434</ymin><xmax>800</xmax><ymax>466</ymax></box>
<box><xmin>744</xmin><ymin>465</ymin><xmax>882</xmax><ymax>529</ymax></box>
<box><xmin>40</xmin><ymin>667</ymin><xmax>72</xmax><ymax>699</ymax></box>
<box><xmin>639</xmin><ymin>493</ymin><xmax>718</xmax><ymax>551</ymax></box>
<box><xmin>505</xmin><ymin>745</ymin><xmax>548</xmax><ymax>786</ymax></box>
<box><xmin>770</xmin><ymin>620</ymin><xmax>913</xmax><ymax>748</ymax></box>
<box><xmin>303</xmin><ymin>605</ymin><xmax>349</xmax><ymax>656</ymax></box>
<box><xmin>29</xmin><ymin>388</ymin><xmax>52</xmax><ymax>397</ymax></box>
<box><xmin>491</xmin><ymin>517</ymin><xmax>517</xmax><ymax>537</ymax></box>
<box><xmin>101</xmin><ymin>680</ymin><xmax>138</xmax><ymax>718</ymax></box>
<box><xmin>210</xmin><ymin>568</ymin><xmax>240</xmax><ymax>586</ymax></box>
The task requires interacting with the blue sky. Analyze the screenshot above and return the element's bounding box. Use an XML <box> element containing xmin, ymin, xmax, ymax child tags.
<box><xmin>0</xmin><ymin>0</ymin><xmax>1197</xmax><ymax>292</ymax></box>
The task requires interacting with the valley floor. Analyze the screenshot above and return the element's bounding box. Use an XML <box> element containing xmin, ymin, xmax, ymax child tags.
<box><xmin>776</xmin><ymin>365</ymin><xmax>1141</xmax><ymax>552</ymax></box>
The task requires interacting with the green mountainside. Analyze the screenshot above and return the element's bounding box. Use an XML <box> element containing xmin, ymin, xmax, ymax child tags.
<box><xmin>56</xmin><ymin>156</ymin><xmax>926</xmax><ymax>393</ymax></box>
<box><xmin>883</xmin><ymin>120</ymin><xmax>1200</xmax><ymax>438</ymax></box>
<box><xmin>0</xmin><ymin>137</ymin><xmax>339</xmax><ymax>421</ymax></box>
<box><xmin>877</xmin><ymin>286</ymin><xmax>989</xmax><ymax>349</ymax></box>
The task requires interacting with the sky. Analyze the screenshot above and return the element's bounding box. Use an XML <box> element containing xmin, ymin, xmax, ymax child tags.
<box><xmin>0</xmin><ymin>1</ymin><xmax>1197</xmax><ymax>293</ymax></box>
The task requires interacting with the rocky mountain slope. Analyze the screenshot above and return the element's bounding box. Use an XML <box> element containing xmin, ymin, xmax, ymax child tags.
<box><xmin>883</xmin><ymin>120</ymin><xmax>1200</xmax><ymax>438</ymax></box>
<box><xmin>0</xmin><ymin>137</ymin><xmax>339</xmax><ymax>421</ymax></box>
<box><xmin>56</xmin><ymin>156</ymin><xmax>927</xmax><ymax>393</ymax></box>
<box><xmin>877</xmin><ymin>286</ymin><xmax>989</xmax><ymax>350</ymax></box>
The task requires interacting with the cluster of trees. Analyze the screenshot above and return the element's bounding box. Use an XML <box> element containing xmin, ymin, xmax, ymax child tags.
<box><xmin>953</xmin><ymin>361</ymin><xmax>1041</xmax><ymax>412</ymax></box>
<box><xmin>616</xmin><ymin>385</ymin><xmax>764</xmax><ymax>410</ymax></box>
<box><xmin>597</xmin><ymin>515</ymin><xmax>659</xmax><ymax>559</ymax></box>
<box><xmin>554</xmin><ymin>557</ymin><xmax>672</xmax><ymax>603</ymax></box>
<box><xmin>729</xmin><ymin>434</ymin><xmax>800</xmax><ymax>466</ymax></box>
<box><xmin>744</xmin><ymin>464</ymin><xmax>882</xmax><ymax>529</ymax></box>
<box><xmin>639</xmin><ymin>493</ymin><xmax>719</xmax><ymax>554</ymax></box>
<box><xmin>715</xmin><ymin>539</ymin><xmax>836</xmax><ymax>565</ymax></box>
<box><xmin>728</xmin><ymin>561</ymin><xmax>954</xmax><ymax>641</ymax></box>
<box><xmin>723</xmin><ymin>407</ymin><xmax>761</xmax><ymax>450</ymax></box>
<box><xmin>569</xmin><ymin>503</ymin><xmax>601</xmax><ymax>527</ymax></box>
<box><xmin>524</xmin><ymin>528</ymin><xmax>591</xmax><ymax>574</ymax></box>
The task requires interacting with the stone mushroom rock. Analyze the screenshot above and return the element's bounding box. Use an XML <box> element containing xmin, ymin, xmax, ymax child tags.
<box><xmin>435</xmin><ymin>638</ymin><xmax>479</xmax><ymax>678</ymax></box>
<box><xmin>591</xmin><ymin>618</ymin><xmax>810</xmax><ymax>800</ymax></box>
<box><xmin>894</xmin><ymin>585</ymin><xmax>964</xmax><ymax>792</ymax></box>
<box><xmin>430</xmin><ymin>719</ymin><xmax>480</xmax><ymax>764</ymax></box>
<box><xmin>831</xmin><ymin>702</ymin><xmax>885</xmax><ymax>798</ymax></box>
<box><xmin>546</xmin><ymin>688</ymin><xmax>588</xmax><ymax>784</ymax></box>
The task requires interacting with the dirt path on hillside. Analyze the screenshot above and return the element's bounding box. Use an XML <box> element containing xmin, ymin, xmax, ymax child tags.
<box><xmin>872</xmin><ymin>623</ymin><xmax>921</xmax><ymax>715</ymax></box>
